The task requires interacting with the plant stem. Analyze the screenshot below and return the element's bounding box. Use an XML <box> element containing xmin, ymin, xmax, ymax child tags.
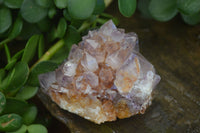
<box><xmin>30</xmin><ymin>39</ymin><xmax>65</xmax><ymax>70</ymax></box>
<box><xmin>0</xmin><ymin>39</ymin><xmax>10</xmax><ymax>50</ymax></box>
<box><xmin>77</xmin><ymin>21</ymin><xmax>91</xmax><ymax>33</ymax></box>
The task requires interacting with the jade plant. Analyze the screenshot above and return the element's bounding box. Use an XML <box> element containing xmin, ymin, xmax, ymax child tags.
<box><xmin>138</xmin><ymin>0</ymin><xmax>200</xmax><ymax>25</ymax></box>
<box><xmin>0</xmin><ymin>0</ymin><xmax>200</xmax><ymax>132</ymax></box>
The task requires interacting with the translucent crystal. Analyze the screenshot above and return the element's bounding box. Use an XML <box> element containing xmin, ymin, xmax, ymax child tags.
<box><xmin>81</xmin><ymin>52</ymin><xmax>98</xmax><ymax>72</ymax></box>
<box><xmin>99</xmin><ymin>67</ymin><xmax>114</xmax><ymax>83</ymax></box>
<box><xmin>63</xmin><ymin>60</ymin><xmax>77</xmax><ymax>77</ymax></box>
<box><xmin>105</xmin><ymin>48</ymin><xmax>131</xmax><ymax>70</ymax></box>
<box><xmin>83</xmin><ymin>71</ymin><xmax>99</xmax><ymax>88</ymax></box>
<box><xmin>68</xmin><ymin>44</ymin><xmax>83</xmax><ymax>62</ymax></box>
<box><xmin>114</xmin><ymin>53</ymin><xmax>140</xmax><ymax>94</ymax></box>
<box><xmin>99</xmin><ymin>20</ymin><xmax>117</xmax><ymax>36</ymax></box>
<box><xmin>39</xmin><ymin>20</ymin><xmax>161</xmax><ymax>124</ymax></box>
<box><xmin>111</xmin><ymin>30</ymin><xmax>125</xmax><ymax>42</ymax></box>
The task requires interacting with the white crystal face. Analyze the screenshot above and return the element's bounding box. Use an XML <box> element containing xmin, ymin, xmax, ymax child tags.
<box><xmin>81</xmin><ymin>52</ymin><xmax>99</xmax><ymax>72</ymax></box>
<box><xmin>86</xmin><ymin>39</ymin><xmax>99</xmax><ymax>49</ymax></box>
<box><xmin>63</xmin><ymin>60</ymin><xmax>77</xmax><ymax>77</ymax></box>
<box><xmin>68</xmin><ymin>44</ymin><xmax>83</xmax><ymax>62</ymax></box>
<box><xmin>100</xmin><ymin>20</ymin><xmax>117</xmax><ymax>36</ymax></box>
<box><xmin>39</xmin><ymin>20</ymin><xmax>161</xmax><ymax>124</ymax></box>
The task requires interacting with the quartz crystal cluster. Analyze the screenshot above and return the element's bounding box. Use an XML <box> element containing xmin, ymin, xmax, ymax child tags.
<box><xmin>39</xmin><ymin>20</ymin><xmax>160</xmax><ymax>124</ymax></box>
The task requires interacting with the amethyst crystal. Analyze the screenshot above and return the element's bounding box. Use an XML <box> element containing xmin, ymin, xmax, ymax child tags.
<box><xmin>39</xmin><ymin>20</ymin><xmax>160</xmax><ymax>124</ymax></box>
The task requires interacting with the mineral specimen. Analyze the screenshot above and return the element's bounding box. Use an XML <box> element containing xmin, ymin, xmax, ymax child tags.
<box><xmin>39</xmin><ymin>20</ymin><xmax>161</xmax><ymax>124</ymax></box>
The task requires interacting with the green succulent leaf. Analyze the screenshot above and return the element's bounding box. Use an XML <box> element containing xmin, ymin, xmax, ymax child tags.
<box><xmin>48</xmin><ymin>8</ymin><xmax>56</xmax><ymax>19</ymax></box>
<box><xmin>68</xmin><ymin>0</ymin><xmax>96</xmax><ymax>19</ymax></box>
<box><xmin>63</xmin><ymin>9</ymin><xmax>72</xmax><ymax>21</ymax></box>
<box><xmin>37</xmin><ymin>17</ymin><xmax>51</xmax><ymax>32</ymax></box>
<box><xmin>138</xmin><ymin>0</ymin><xmax>152</xmax><ymax>18</ymax></box>
<box><xmin>0</xmin><ymin>68</ymin><xmax>15</xmax><ymax>91</ymax></box>
<box><xmin>0</xmin><ymin>69</ymin><xmax>6</xmax><ymax>82</ymax></box>
<box><xmin>8</xmin><ymin>17</ymin><xmax>23</xmax><ymax>40</ymax></box>
<box><xmin>16</xmin><ymin>86</ymin><xmax>38</xmax><ymax>100</ymax></box>
<box><xmin>4</xmin><ymin>62</ymin><xmax>29</xmax><ymax>95</ymax></box>
<box><xmin>11</xmin><ymin>49</ymin><xmax>24</xmax><ymax>61</ymax></box>
<box><xmin>38</xmin><ymin>35</ymin><xmax>45</xmax><ymax>58</ymax></box>
<box><xmin>35</xmin><ymin>0</ymin><xmax>52</xmax><ymax>8</ymax></box>
<box><xmin>118</xmin><ymin>0</ymin><xmax>136</xmax><ymax>17</ymax></box>
<box><xmin>22</xmin><ymin>106</ymin><xmax>37</xmax><ymax>125</ymax></box>
<box><xmin>149</xmin><ymin>0</ymin><xmax>178</xmax><ymax>21</ymax></box>
<box><xmin>0</xmin><ymin>7</ymin><xmax>12</xmax><ymax>34</ymax></box>
<box><xmin>0</xmin><ymin>92</ymin><xmax>6</xmax><ymax>114</ymax></box>
<box><xmin>4</xmin><ymin>0</ymin><xmax>24</xmax><ymax>9</ymax></box>
<box><xmin>177</xmin><ymin>0</ymin><xmax>200</xmax><ymax>15</ymax></box>
<box><xmin>55</xmin><ymin>17</ymin><xmax>67</xmax><ymax>38</ymax></box>
<box><xmin>0</xmin><ymin>114</ymin><xmax>22</xmax><ymax>132</ymax></box>
<box><xmin>64</xmin><ymin>25</ymin><xmax>81</xmax><ymax>50</ymax></box>
<box><xmin>4</xmin><ymin>43</ymin><xmax>11</xmax><ymax>63</ymax></box>
<box><xmin>7</xmin><ymin>125</ymin><xmax>27</xmax><ymax>133</ymax></box>
<box><xmin>181</xmin><ymin>12</ymin><xmax>200</xmax><ymax>25</ymax></box>
<box><xmin>27</xmin><ymin>61</ymin><xmax>58</xmax><ymax>86</ymax></box>
<box><xmin>27</xmin><ymin>124</ymin><xmax>47</xmax><ymax>133</ymax></box>
<box><xmin>93</xmin><ymin>0</ymin><xmax>105</xmax><ymax>15</ymax></box>
<box><xmin>2</xmin><ymin>98</ymin><xmax>29</xmax><ymax>115</ymax></box>
<box><xmin>54</xmin><ymin>0</ymin><xmax>68</xmax><ymax>9</ymax></box>
<box><xmin>21</xmin><ymin>35</ymin><xmax>40</xmax><ymax>64</ymax></box>
<box><xmin>51</xmin><ymin>25</ymin><xmax>80</xmax><ymax>63</ymax></box>
<box><xmin>5</xmin><ymin>58</ymin><xmax>17</xmax><ymax>70</ymax></box>
<box><xmin>19</xmin><ymin>22</ymin><xmax>41</xmax><ymax>40</ymax></box>
<box><xmin>21</xmin><ymin>0</ymin><xmax>48</xmax><ymax>23</ymax></box>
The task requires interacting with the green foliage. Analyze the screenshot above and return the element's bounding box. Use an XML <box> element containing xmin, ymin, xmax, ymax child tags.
<box><xmin>27</xmin><ymin>124</ymin><xmax>47</xmax><ymax>133</ymax></box>
<box><xmin>0</xmin><ymin>114</ymin><xmax>22</xmax><ymax>132</ymax></box>
<box><xmin>22</xmin><ymin>106</ymin><xmax>37</xmax><ymax>125</ymax></box>
<box><xmin>118</xmin><ymin>0</ymin><xmax>136</xmax><ymax>17</ymax></box>
<box><xmin>7</xmin><ymin>124</ymin><xmax>48</xmax><ymax>133</ymax></box>
<box><xmin>16</xmin><ymin>86</ymin><xmax>38</xmax><ymax>100</ymax></box>
<box><xmin>51</xmin><ymin>25</ymin><xmax>81</xmax><ymax>63</ymax></box>
<box><xmin>149</xmin><ymin>0</ymin><xmax>178</xmax><ymax>21</ymax></box>
<box><xmin>35</xmin><ymin>0</ymin><xmax>52</xmax><ymax>8</ymax></box>
<box><xmin>65</xmin><ymin>25</ymin><xmax>81</xmax><ymax>51</ymax></box>
<box><xmin>138</xmin><ymin>0</ymin><xmax>152</xmax><ymax>18</ymax></box>
<box><xmin>181</xmin><ymin>12</ymin><xmax>200</xmax><ymax>25</ymax></box>
<box><xmin>20</xmin><ymin>0</ymin><xmax>48</xmax><ymax>23</ymax></box>
<box><xmin>4</xmin><ymin>0</ymin><xmax>24</xmax><ymax>9</ymax></box>
<box><xmin>137</xmin><ymin>0</ymin><xmax>200</xmax><ymax>25</ymax></box>
<box><xmin>5</xmin><ymin>59</ymin><xmax>17</xmax><ymax>70</ymax></box>
<box><xmin>38</xmin><ymin>35</ymin><xmax>45</xmax><ymax>58</ymax></box>
<box><xmin>55</xmin><ymin>17</ymin><xmax>67</xmax><ymax>39</ymax></box>
<box><xmin>0</xmin><ymin>7</ymin><xmax>12</xmax><ymax>34</ymax></box>
<box><xmin>177</xmin><ymin>0</ymin><xmax>200</xmax><ymax>15</ymax></box>
<box><xmin>21</xmin><ymin>35</ymin><xmax>40</xmax><ymax>64</ymax></box>
<box><xmin>2</xmin><ymin>98</ymin><xmax>29</xmax><ymax>115</ymax></box>
<box><xmin>0</xmin><ymin>92</ymin><xmax>6</xmax><ymax>113</ymax></box>
<box><xmin>7</xmin><ymin>124</ymin><xmax>27</xmax><ymax>133</ymax></box>
<box><xmin>68</xmin><ymin>0</ymin><xmax>96</xmax><ymax>19</ymax></box>
<box><xmin>54</xmin><ymin>0</ymin><xmax>68</xmax><ymax>9</ymax></box>
<box><xmin>93</xmin><ymin>0</ymin><xmax>105</xmax><ymax>15</ymax></box>
<box><xmin>27</xmin><ymin>61</ymin><xmax>58</xmax><ymax>86</ymax></box>
<box><xmin>3</xmin><ymin>62</ymin><xmax>29</xmax><ymax>95</ymax></box>
<box><xmin>8</xmin><ymin>17</ymin><xmax>23</xmax><ymax>40</ymax></box>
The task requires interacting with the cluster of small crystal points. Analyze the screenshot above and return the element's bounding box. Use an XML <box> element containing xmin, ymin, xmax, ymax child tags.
<box><xmin>39</xmin><ymin>20</ymin><xmax>160</xmax><ymax>124</ymax></box>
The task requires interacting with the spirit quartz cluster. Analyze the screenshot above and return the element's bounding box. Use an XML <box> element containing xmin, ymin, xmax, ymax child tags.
<box><xmin>39</xmin><ymin>20</ymin><xmax>160</xmax><ymax>124</ymax></box>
